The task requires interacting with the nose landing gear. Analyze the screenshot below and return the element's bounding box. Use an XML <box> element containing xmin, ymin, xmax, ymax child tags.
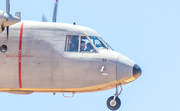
<box><xmin>107</xmin><ymin>85</ymin><xmax>123</xmax><ymax>110</ymax></box>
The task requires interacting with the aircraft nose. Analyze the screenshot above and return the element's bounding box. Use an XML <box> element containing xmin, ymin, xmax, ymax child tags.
<box><xmin>133</xmin><ymin>64</ymin><xmax>142</xmax><ymax>78</ymax></box>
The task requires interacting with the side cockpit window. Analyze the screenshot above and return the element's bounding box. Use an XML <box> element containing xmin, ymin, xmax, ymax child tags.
<box><xmin>65</xmin><ymin>35</ymin><xmax>79</xmax><ymax>52</ymax></box>
<box><xmin>65</xmin><ymin>35</ymin><xmax>95</xmax><ymax>52</ymax></box>
<box><xmin>80</xmin><ymin>36</ymin><xmax>94</xmax><ymax>52</ymax></box>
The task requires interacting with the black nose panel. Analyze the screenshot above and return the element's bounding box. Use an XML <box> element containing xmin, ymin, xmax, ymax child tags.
<box><xmin>133</xmin><ymin>64</ymin><xmax>142</xmax><ymax>78</ymax></box>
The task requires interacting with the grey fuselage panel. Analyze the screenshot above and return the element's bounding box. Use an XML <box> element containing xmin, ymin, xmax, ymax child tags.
<box><xmin>0</xmin><ymin>21</ymin><xmax>137</xmax><ymax>93</ymax></box>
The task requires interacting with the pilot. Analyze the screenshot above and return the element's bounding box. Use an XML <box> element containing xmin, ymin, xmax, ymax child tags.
<box><xmin>85</xmin><ymin>43</ymin><xmax>93</xmax><ymax>51</ymax></box>
<box><xmin>80</xmin><ymin>41</ymin><xmax>86</xmax><ymax>51</ymax></box>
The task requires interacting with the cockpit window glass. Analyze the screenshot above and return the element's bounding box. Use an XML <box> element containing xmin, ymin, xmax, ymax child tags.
<box><xmin>65</xmin><ymin>35</ymin><xmax>95</xmax><ymax>52</ymax></box>
<box><xmin>89</xmin><ymin>36</ymin><xmax>107</xmax><ymax>49</ymax></box>
<box><xmin>80</xmin><ymin>36</ymin><xmax>95</xmax><ymax>52</ymax></box>
<box><xmin>65</xmin><ymin>35</ymin><xmax>79</xmax><ymax>52</ymax></box>
<box><xmin>100</xmin><ymin>37</ymin><xmax>114</xmax><ymax>50</ymax></box>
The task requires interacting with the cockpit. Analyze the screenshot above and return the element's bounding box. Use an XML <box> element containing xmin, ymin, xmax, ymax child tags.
<box><xmin>65</xmin><ymin>35</ymin><xmax>113</xmax><ymax>52</ymax></box>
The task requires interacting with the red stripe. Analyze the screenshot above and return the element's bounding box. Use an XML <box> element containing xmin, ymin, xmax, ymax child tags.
<box><xmin>18</xmin><ymin>22</ymin><xmax>24</xmax><ymax>88</ymax></box>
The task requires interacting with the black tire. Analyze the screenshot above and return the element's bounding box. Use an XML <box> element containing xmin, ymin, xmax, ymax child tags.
<box><xmin>107</xmin><ymin>96</ymin><xmax>121</xmax><ymax>110</ymax></box>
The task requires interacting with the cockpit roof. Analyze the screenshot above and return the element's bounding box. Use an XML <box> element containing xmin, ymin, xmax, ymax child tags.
<box><xmin>15</xmin><ymin>21</ymin><xmax>100</xmax><ymax>37</ymax></box>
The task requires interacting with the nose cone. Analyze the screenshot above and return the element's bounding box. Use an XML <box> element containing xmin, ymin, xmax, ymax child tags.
<box><xmin>116</xmin><ymin>55</ymin><xmax>135</xmax><ymax>81</ymax></box>
<box><xmin>133</xmin><ymin>64</ymin><xmax>142</xmax><ymax>78</ymax></box>
<box><xmin>3</xmin><ymin>13</ymin><xmax>20</xmax><ymax>27</ymax></box>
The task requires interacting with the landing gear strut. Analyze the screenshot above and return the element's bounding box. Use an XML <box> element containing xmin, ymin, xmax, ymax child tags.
<box><xmin>107</xmin><ymin>85</ymin><xmax>123</xmax><ymax>110</ymax></box>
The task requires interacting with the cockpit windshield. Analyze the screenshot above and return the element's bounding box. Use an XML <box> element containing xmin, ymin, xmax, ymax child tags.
<box><xmin>89</xmin><ymin>36</ymin><xmax>107</xmax><ymax>49</ymax></box>
<box><xmin>100</xmin><ymin>37</ymin><xmax>114</xmax><ymax>51</ymax></box>
<box><xmin>65</xmin><ymin>35</ymin><xmax>113</xmax><ymax>52</ymax></box>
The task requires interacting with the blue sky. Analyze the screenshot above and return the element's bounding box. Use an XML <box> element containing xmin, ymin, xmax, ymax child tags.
<box><xmin>0</xmin><ymin>0</ymin><xmax>180</xmax><ymax>111</ymax></box>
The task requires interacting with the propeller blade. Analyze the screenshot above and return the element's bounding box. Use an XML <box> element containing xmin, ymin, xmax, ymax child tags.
<box><xmin>6</xmin><ymin>0</ymin><xmax>10</xmax><ymax>13</ymax></box>
<box><xmin>6</xmin><ymin>0</ymin><xmax>10</xmax><ymax>40</ymax></box>
<box><xmin>6</xmin><ymin>26</ymin><xmax>9</xmax><ymax>40</ymax></box>
<box><xmin>42</xmin><ymin>14</ymin><xmax>48</xmax><ymax>22</ymax></box>
<box><xmin>52</xmin><ymin>0</ymin><xmax>58</xmax><ymax>22</ymax></box>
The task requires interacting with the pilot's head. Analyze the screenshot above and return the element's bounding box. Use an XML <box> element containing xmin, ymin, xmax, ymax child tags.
<box><xmin>81</xmin><ymin>41</ymin><xmax>86</xmax><ymax>50</ymax></box>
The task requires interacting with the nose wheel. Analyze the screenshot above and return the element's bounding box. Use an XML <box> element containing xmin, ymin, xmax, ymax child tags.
<box><xmin>107</xmin><ymin>85</ymin><xmax>123</xmax><ymax>110</ymax></box>
<box><xmin>107</xmin><ymin>96</ymin><xmax>121</xmax><ymax>110</ymax></box>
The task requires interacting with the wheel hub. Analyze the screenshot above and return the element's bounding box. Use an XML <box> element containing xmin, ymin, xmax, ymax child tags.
<box><xmin>110</xmin><ymin>100</ymin><xmax>116</xmax><ymax>107</ymax></box>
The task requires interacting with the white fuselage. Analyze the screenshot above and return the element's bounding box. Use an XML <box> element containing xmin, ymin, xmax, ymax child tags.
<box><xmin>0</xmin><ymin>21</ymin><xmax>140</xmax><ymax>94</ymax></box>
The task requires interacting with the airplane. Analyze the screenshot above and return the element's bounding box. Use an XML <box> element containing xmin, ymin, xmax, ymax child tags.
<box><xmin>0</xmin><ymin>0</ymin><xmax>142</xmax><ymax>110</ymax></box>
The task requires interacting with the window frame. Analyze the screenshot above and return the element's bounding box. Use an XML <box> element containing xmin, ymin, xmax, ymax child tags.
<box><xmin>64</xmin><ymin>35</ymin><xmax>98</xmax><ymax>53</ymax></box>
<box><xmin>64</xmin><ymin>35</ymin><xmax>79</xmax><ymax>52</ymax></box>
<box><xmin>79</xmin><ymin>35</ymin><xmax>98</xmax><ymax>53</ymax></box>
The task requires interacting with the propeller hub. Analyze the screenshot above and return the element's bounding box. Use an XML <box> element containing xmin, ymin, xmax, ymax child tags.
<box><xmin>3</xmin><ymin>14</ymin><xmax>8</xmax><ymax>22</ymax></box>
<box><xmin>0</xmin><ymin>10</ymin><xmax>20</xmax><ymax>28</ymax></box>
<box><xmin>0</xmin><ymin>0</ymin><xmax>20</xmax><ymax>39</ymax></box>
<box><xmin>3</xmin><ymin>13</ymin><xmax>20</xmax><ymax>27</ymax></box>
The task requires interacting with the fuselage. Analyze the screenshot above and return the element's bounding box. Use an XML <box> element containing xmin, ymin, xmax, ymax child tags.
<box><xmin>0</xmin><ymin>21</ymin><xmax>141</xmax><ymax>94</ymax></box>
